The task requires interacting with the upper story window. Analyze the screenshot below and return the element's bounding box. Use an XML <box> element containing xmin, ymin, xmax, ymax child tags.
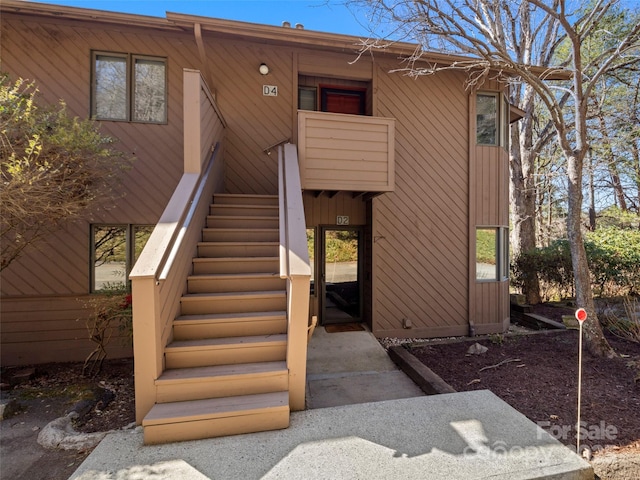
<box><xmin>476</xmin><ymin>92</ymin><xmax>509</xmax><ymax>148</ymax></box>
<box><xmin>92</xmin><ymin>52</ymin><xmax>167</xmax><ymax>123</ymax></box>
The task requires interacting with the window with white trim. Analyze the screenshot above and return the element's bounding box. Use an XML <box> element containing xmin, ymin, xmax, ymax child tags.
<box><xmin>92</xmin><ymin>52</ymin><xmax>167</xmax><ymax>123</ymax></box>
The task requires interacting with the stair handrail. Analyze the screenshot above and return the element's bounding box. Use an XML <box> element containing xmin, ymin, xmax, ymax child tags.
<box><xmin>278</xmin><ymin>143</ymin><xmax>311</xmax><ymax>411</ymax></box>
<box><xmin>129</xmin><ymin>69</ymin><xmax>225</xmax><ymax>424</ymax></box>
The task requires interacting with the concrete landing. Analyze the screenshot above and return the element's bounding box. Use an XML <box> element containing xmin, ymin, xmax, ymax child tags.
<box><xmin>70</xmin><ymin>391</ymin><xmax>592</xmax><ymax>479</ymax></box>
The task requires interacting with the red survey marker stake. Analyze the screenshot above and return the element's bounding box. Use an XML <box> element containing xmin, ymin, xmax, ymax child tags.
<box><xmin>575</xmin><ymin>307</ymin><xmax>587</xmax><ymax>454</ymax></box>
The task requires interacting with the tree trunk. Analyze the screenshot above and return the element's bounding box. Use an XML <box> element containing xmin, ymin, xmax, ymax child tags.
<box><xmin>566</xmin><ymin>154</ymin><xmax>615</xmax><ymax>358</ymax></box>
<box><xmin>598</xmin><ymin>115</ymin><xmax>628</xmax><ymax>211</ymax></box>
<box><xmin>509</xmin><ymin>109</ymin><xmax>542</xmax><ymax>304</ymax></box>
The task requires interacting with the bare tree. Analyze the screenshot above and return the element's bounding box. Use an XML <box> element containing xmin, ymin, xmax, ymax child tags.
<box><xmin>353</xmin><ymin>0</ymin><xmax>640</xmax><ymax>357</ymax></box>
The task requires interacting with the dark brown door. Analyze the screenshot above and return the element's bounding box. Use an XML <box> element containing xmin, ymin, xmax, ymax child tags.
<box><xmin>321</xmin><ymin>87</ymin><xmax>366</xmax><ymax>115</ymax></box>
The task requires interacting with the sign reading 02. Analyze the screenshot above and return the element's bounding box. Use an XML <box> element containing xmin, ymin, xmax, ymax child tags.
<box><xmin>337</xmin><ymin>216</ymin><xmax>350</xmax><ymax>225</ymax></box>
<box><xmin>263</xmin><ymin>85</ymin><xmax>278</xmax><ymax>96</ymax></box>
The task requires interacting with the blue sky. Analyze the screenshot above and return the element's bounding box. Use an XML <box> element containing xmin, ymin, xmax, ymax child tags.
<box><xmin>33</xmin><ymin>0</ymin><xmax>375</xmax><ymax>37</ymax></box>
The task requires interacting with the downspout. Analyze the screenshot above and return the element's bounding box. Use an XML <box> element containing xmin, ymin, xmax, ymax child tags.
<box><xmin>193</xmin><ymin>22</ymin><xmax>215</xmax><ymax>97</ymax></box>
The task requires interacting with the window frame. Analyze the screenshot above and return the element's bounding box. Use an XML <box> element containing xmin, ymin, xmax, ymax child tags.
<box><xmin>298</xmin><ymin>86</ymin><xmax>318</xmax><ymax>111</ymax></box>
<box><xmin>475</xmin><ymin>226</ymin><xmax>509</xmax><ymax>283</ymax></box>
<box><xmin>90</xmin><ymin>224</ymin><xmax>153</xmax><ymax>292</ymax></box>
<box><xmin>476</xmin><ymin>91</ymin><xmax>510</xmax><ymax>149</ymax></box>
<box><xmin>91</xmin><ymin>51</ymin><xmax>168</xmax><ymax>124</ymax></box>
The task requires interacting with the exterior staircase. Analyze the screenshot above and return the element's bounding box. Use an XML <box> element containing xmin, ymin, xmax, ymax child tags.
<box><xmin>142</xmin><ymin>193</ymin><xmax>291</xmax><ymax>444</ymax></box>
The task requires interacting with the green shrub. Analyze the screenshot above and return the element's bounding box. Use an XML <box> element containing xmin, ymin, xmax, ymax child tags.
<box><xmin>511</xmin><ymin>225</ymin><xmax>640</xmax><ymax>300</ymax></box>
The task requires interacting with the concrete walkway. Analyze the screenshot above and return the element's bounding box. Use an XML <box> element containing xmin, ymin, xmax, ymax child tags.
<box><xmin>69</xmin><ymin>326</ymin><xmax>593</xmax><ymax>480</ymax></box>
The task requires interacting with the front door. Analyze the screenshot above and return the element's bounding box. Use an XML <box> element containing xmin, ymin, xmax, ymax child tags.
<box><xmin>320</xmin><ymin>227</ymin><xmax>362</xmax><ymax>325</ymax></box>
<box><xmin>320</xmin><ymin>86</ymin><xmax>366</xmax><ymax>115</ymax></box>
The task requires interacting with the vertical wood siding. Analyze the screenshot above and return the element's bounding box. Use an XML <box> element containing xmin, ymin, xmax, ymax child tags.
<box><xmin>472</xmin><ymin>144</ymin><xmax>510</xmax><ymax>328</ymax></box>
<box><xmin>303</xmin><ymin>191</ymin><xmax>367</xmax><ymax>226</ymax></box>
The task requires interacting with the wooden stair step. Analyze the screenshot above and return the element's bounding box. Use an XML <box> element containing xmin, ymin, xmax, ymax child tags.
<box><xmin>206</xmin><ymin>215</ymin><xmax>279</xmax><ymax>229</ymax></box>
<box><xmin>174</xmin><ymin>310</ymin><xmax>287</xmax><ymax>339</ymax></box>
<box><xmin>142</xmin><ymin>391</ymin><xmax>289</xmax><ymax>444</ymax></box>
<box><xmin>155</xmin><ymin>361</ymin><xmax>288</xmax><ymax>402</ymax></box>
<box><xmin>213</xmin><ymin>194</ymin><xmax>278</xmax><ymax>206</ymax></box>
<box><xmin>187</xmin><ymin>272</ymin><xmax>285</xmax><ymax>294</ymax></box>
<box><xmin>180</xmin><ymin>290</ymin><xmax>286</xmax><ymax>315</ymax></box>
<box><xmin>165</xmin><ymin>334</ymin><xmax>287</xmax><ymax>368</ymax></box>
<box><xmin>192</xmin><ymin>257</ymin><xmax>279</xmax><ymax>274</ymax></box>
<box><xmin>197</xmin><ymin>241</ymin><xmax>279</xmax><ymax>258</ymax></box>
<box><xmin>210</xmin><ymin>204</ymin><xmax>279</xmax><ymax>217</ymax></box>
<box><xmin>202</xmin><ymin>228</ymin><xmax>279</xmax><ymax>242</ymax></box>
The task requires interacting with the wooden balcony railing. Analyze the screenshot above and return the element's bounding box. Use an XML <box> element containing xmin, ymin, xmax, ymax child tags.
<box><xmin>298</xmin><ymin>110</ymin><xmax>395</xmax><ymax>192</ymax></box>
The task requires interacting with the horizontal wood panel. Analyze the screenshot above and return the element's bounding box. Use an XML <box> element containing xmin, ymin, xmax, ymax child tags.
<box><xmin>306</xmin><ymin>158</ymin><xmax>389</xmax><ymax>172</ymax></box>
<box><xmin>1</xmin><ymin>295</ymin><xmax>131</xmax><ymax>365</ymax></box>
<box><xmin>306</xmin><ymin>148</ymin><xmax>388</xmax><ymax>163</ymax></box>
<box><xmin>305</xmin><ymin>137</ymin><xmax>388</xmax><ymax>152</ymax></box>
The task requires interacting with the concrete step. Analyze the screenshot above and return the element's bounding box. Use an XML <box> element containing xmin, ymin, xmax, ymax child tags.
<box><xmin>173</xmin><ymin>311</ymin><xmax>287</xmax><ymax>340</ymax></box>
<box><xmin>197</xmin><ymin>241</ymin><xmax>279</xmax><ymax>258</ymax></box>
<box><xmin>165</xmin><ymin>334</ymin><xmax>287</xmax><ymax>369</ymax></box>
<box><xmin>206</xmin><ymin>215</ymin><xmax>279</xmax><ymax>229</ymax></box>
<box><xmin>213</xmin><ymin>194</ymin><xmax>278</xmax><ymax>206</ymax></box>
<box><xmin>202</xmin><ymin>228</ymin><xmax>279</xmax><ymax>243</ymax></box>
<box><xmin>142</xmin><ymin>391</ymin><xmax>289</xmax><ymax>444</ymax></box>
<box><xmin>155</xmin><ymin>361</ymin><xmax>288</xmax><ymax>403</ymax></box>
<box><xmin>210</xmin><ymin>204</ymin><xmax>279</xmax><ymax>217</ymax></box>
<box><xmin>192</xmin><ymin>257</ymin><xmax>279</xmax><ymax>275</ymax></box>
<box><xmin>187</xmin><ymin>273</ymin><xmax>285</xmax><ymax>294</ymax></box>
<box><xmin>180</xmin><ymin>291</ymin><xmax>286</xmax><ymax>315</ymax></box>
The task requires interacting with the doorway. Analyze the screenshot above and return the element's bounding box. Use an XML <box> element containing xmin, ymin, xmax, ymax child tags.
<box><xmin>320</xmin><ymin>227</ymin><xmax>362</xmax><ymax>325</ymax></box>
<box><xmin>320</xmin><ymin>86</ymin><xmax>366</xmax><ymax>115</ymax></box>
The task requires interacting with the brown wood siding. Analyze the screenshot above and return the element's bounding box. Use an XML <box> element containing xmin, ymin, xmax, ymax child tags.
<box><xmin>371</xmin><ymin>65</ymin><xmax>470</xmax><ymax>337</ymax></box>
<box><xmin>303</xmin><ymin>191</ymin><xmax>367</xmax><ymax>226</ymax></box>
<box><xmin>1</xmin><ymin>8</ymin><xmax>511</xmax><ymax>361</ymax></box>
<box><xmin>298</xmin><ymin>111</ymin><xmax>394</xmax><ymax>191</ymax></box>
<box><xmin>200</xmin><ymin>36</ymin><xmax>294</xmax><ymax>195</ymax></box>
<box><xmin>471</xmin><ymin>124</ymin><xmax>510</xmax><ymax>328</ymax></box>
<box><xmin>1</xmin><ymin>14</ymin><xmax>199</xmax><ymax>297</ymax></box>
<box><xmin>1</xmin><ymin>296</ymin><xmax>132</xmax><ymax>365</ymax></box>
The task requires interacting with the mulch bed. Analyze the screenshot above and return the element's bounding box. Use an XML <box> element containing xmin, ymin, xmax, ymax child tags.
<box><xmin>2</xmin><ymin>357</ymin><xmax>135</xmax><ymax>433</ymax></box>
<box><xmin>410</xmin><ymin>329</ymin><xmax>640</xmax><ymax>454</ymax></box>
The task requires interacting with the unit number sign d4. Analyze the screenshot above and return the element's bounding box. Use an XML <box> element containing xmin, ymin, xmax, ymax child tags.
<box><xmin>263</xmin><ymin>85</ymin><xmax>278</xmax><ymax>96</ymax></box>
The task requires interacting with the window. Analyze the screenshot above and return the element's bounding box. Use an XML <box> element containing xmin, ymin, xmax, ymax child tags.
<box><xmin>91</xmin><ymin>224</ymin><xmax>153</xmax><ymax>292</ymax></box>
<box><xmin>299</xmin><ymin>87</ymin><xmax>317</xmax><ymax>111</ymax></box>
<box><xmin>476</xmin><ymin>227</ymin><xmax>509</xmax><ymax>282</ymax></box>
<box><xmin>476</xmin><ymin>92</ymin><xmax>510</xmax><ymax>148</ymax></box>
<box><xmin>92</xmin><ymin>52</ymin><xmax>167</xmax><ymax>123</ymax></box>
<box><xmin>476</xmin><ymin>94</ymin><xmax>498</xmax><ymax>145</ymax></box>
